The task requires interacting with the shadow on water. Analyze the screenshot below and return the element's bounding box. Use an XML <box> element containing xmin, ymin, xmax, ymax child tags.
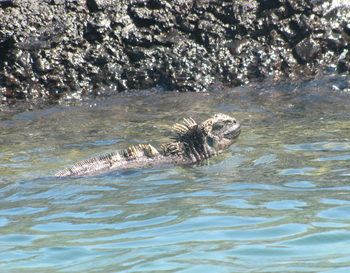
<box><xmin>0</xmin><ymin>73</ymin><xmax>350</xmax><ymax>272</ymax></box>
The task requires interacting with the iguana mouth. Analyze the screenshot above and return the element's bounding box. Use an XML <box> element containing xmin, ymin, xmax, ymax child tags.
<box><xmin>224</xmin><ymin>124</ymin><xmax>241</xmax><ymax>139</ymax></box>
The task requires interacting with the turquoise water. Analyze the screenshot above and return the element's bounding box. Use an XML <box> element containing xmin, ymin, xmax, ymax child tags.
<box><xmin>1</xmin><ymin>73</ymin><xmax>350</xmax><ymax>272</ymax></box>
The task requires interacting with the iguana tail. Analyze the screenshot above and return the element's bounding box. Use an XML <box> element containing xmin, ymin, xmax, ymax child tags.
<box><xmin>55</xmin><ymin>144</ymin><xmax>160</xmax><ymax>177</ymax></box>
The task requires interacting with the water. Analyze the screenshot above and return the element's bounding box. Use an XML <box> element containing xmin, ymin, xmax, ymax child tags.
<box><xmin>1</xmin><ymin>73</ymin><xmax>350</xmax><ymax>272</ymax></box>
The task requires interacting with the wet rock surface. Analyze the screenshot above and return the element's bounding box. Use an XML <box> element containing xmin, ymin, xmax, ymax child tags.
<box><xmin>0</xmin><ymin>0</ymin><xmax>349</xmax><ymax>108</ymax></box>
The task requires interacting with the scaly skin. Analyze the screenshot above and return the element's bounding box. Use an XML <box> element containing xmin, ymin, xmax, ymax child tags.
<box><xmin>55</xmin><ymin>113</ymin><xmax>241</xmax><ymax>177</ymax></box>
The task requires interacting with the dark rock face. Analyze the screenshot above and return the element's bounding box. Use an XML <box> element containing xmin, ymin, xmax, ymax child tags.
<box><xmin>0</xmin><ymin>0</ymin><xmax>349</xmax><ymax>106</ymax></box>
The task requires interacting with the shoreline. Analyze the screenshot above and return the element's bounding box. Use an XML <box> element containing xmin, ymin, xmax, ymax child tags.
<box><xmin>0</xmin><ymin>0</ymin><xmax>349</xmax><ymax>109</ymax></box>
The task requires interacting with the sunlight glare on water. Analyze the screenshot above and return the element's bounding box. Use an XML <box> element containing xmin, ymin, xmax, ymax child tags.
<box><xmin>0</xmin><ymin>73</ymin><xmax>350</xmax><ymax>272</ymax></box>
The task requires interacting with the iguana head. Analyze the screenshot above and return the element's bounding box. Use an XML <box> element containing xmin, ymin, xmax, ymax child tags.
<box><xmin>166</xmin><ymin>113</ymin><xmax>241</xmax><ymax>161</ymax></box>
<box><xmin>201</xmin><ymin>113</ymin><xmax>241</xmax><ymax>154</ymax></box>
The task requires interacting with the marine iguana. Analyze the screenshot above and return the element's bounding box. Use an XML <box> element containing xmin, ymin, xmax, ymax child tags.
<box><xmin>55</xmin><ymin>113</ymin><xmax>241</xmax><ymax>177</ymax></box>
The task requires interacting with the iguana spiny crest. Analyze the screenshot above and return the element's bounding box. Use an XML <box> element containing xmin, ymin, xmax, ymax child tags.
<box><xmin>55</xmin><ymin>113</ymin><xmax>241</xmax><ymax>177</ymax></box>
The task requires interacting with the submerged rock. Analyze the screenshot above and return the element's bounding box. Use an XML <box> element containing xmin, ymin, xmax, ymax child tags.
<box><xmin>0</xmin><ymin>0</ymin><xmax>349</xmax><ymax>108</ymax></box>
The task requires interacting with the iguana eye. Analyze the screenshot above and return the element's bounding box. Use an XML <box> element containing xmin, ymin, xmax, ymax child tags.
<box><xmin>213</xmin><ymin>123</ymin><xmax>224</xmax><ymax>131</ymax></box>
